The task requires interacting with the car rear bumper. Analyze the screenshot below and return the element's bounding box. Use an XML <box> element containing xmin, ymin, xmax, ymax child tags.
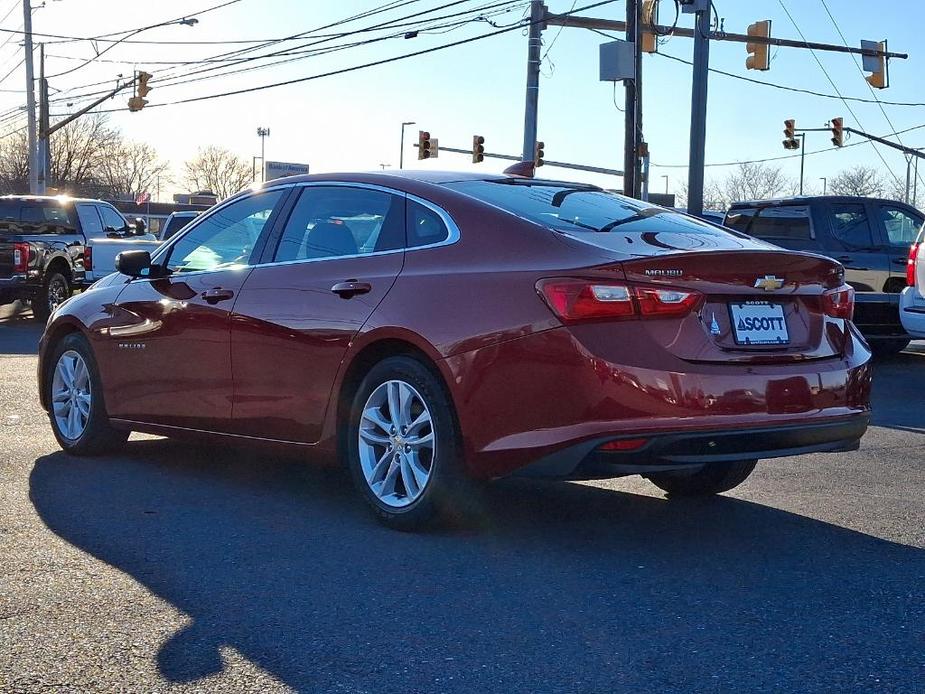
<box><xmin>899</xmin><ymin>286</ymin><xmax>925</xmax><ymax>338</ymax></box>
<box><xmin>444</xmin><ymin>325</ymin><xmax>872</xmax><ymax>479</ymax></box>
<box><xmin>515</xmin><ymin>415</ymin><xmax>869</xmax><ymax>480</ymax></box>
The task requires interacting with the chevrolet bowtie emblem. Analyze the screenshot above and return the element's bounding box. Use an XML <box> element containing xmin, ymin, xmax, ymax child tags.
<box><xmin>754</xmin><ymin>275</ymin><xmax>785</xmax><ymax>291</ymax></box>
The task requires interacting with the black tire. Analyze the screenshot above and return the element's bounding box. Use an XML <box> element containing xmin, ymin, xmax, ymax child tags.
<box><xmin>46</xmin><ymin>332</ymin><xmax>129</xmax><ymax>455</ymax></box>
<box><xmin>346</xmin><ymin>355</ymin><xmax>472</xmax><ymax>530</ymax></box>
<box><xmin>869</xmin><ymin>338</ymin><xmax>910</xmax><ymax>358</ymax></box>
<box><xmin>645</xmin><ymin>460</ymin><xmax>758</xmax><ymax>497</ymax></box>
<box><xmin>32</xmin><ymin>271</ymin><xmax>71</xmax><ymax>322</ymax></box>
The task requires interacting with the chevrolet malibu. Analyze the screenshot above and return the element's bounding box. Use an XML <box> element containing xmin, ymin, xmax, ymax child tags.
<box><xmin>38</xmin><ymin>172</ymin><xmax>872</xmax><ymax>529</ymax></box>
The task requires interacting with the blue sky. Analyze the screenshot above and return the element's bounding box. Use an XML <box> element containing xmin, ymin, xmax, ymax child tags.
<box><xmin>1</xmin><ymin>0</ymin><xmax>922</xmax><ymax>197</ymax></box>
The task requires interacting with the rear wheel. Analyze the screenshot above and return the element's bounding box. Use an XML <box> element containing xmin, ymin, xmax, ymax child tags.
<box><xmin>47</xmin><ymin>333</ymin><xmax>128</xmax><ymax>455</ymax></box>
<box><xmin>645</xmin><ymin>460</ymin><xmax>758</xmax><ymax>497</ymax></box>
<box><xmin>346</xmin><ymin>356</ymin><xmax>471</xmax><ymax>530</ymax></box>
<box><xmin>33</xmin><ymin>271</ymin><xmax>70</xmax><ymax>322</ymax></box>
<box><xmin>869</xmin><ymin>338</ymin><xmax>910</xmax><ymax>357</ymax></box>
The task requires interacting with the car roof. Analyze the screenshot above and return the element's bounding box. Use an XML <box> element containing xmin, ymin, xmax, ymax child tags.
<box><xmin>0</xmin><ymin>194</ymin><xmax>106</xmax><ymax>205</ymax></box>
<box><xmin>258</xmin><ymin>170</ymin><xmax>509</xmax><ymax>187</ymax></box>
<box><xmin>728</xmin><ymin>195</ymin><xmax>908</xmax><ymax>209</ymax></box>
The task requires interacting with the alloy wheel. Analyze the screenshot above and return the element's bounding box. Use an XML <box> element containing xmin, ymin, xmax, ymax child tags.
<box><xmin>357</xmin><ymin>379</ymin><xmax>435</xmax><ymax>508</ymax></box>
<box><xmin>47</xmin><ymin>277</ymin><xmax>67</xmax><ymax>314</ymax></box>
<box><xmin>51</xmin><ymin>350</ymin><xmax>92</xmax><ymax>441</ymax></box>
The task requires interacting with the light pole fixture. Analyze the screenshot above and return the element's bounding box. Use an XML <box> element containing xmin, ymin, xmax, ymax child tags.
<box><xmin>400</xmin><ymin>121</ymin><xmax>415</xmax><ymax>169</ymax></box>
<box><xmin>256</xmin><ymin>127</ymin><xmax>270</xmax><ymax>182</ymax></box>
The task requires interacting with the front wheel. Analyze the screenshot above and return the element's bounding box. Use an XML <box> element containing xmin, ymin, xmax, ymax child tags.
<box><xmin>47</xmin><ymin>333</ymin><xmax>128</xmax><ymax>455</ymax></box>
<box><xmin>645</xmin><ymin>460</ymin><xmax>758</xmax><ymax>497</ymax></box>
<box><xmin>346</xmin><ymin>356</ymin><xmax>471</xmax><ymax>530</ymax></box>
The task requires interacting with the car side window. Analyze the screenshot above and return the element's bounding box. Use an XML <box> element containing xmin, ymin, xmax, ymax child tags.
<box><xmin>273</xmin><ymin>187</ymin><xmax>404</xmax><ymax>262</ymax></box>
<box><xmin>830</xmin><ymin>203</ymin><xmax>874</xmax><ymax>250</ymax></box>
<box><xmin>98</xmin><ymin>204</ymin><xmax>128</xmax><ymax>232</ymax></box>
<box><xmin>879</xmin><ymin>205</ymin><xmax>922</xmax><ymax>247</ymax></box>
<box><xmin>407</xmin><ymin>199</ymin><xmax>450</xmax><ymax>247</ymax></box>
<box><xmin>166</xmin><ymin>191</ymin><xmax>284</xmax><ymax>273</ymax></box>
<box><xmin>75</xmin><ymin>203</ymin><xmax>104</xmax><ymax>238</ymax></box>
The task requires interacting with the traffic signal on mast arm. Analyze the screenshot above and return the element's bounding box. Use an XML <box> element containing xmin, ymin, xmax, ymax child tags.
<box><xmin>745</xmin><ymin>20</ymin><xmax>771</xmax><ymax>70</ymax></box>
<box><xmin>640</xmin><ymin>0</ymin><xmax>658</xmax><ymax>54</ymax></box>
<box><xmin>534</xmin><ymin>140</ymin><xmax>545</xmax><ymax>167</ymax></box>
<box><xmin>831</xmin><ymin>117</ymin><xmax>844</xmax><ymax>147</ymax></box>
<box><xmin>472</xmin><ymin>135</ymin><xmax>485</xmax><ymax>163</ymax></box>
<box><xmin>783</xmin><ymin>119</ymin><xmax>799</xmax><ymax>150</ymax></box>
<box><xmin>127</xmin><ymin>71</ymin><xmax>152</xmax><ymax>112</ymax></box>
<box><xmin>864</xmin><ymin>41</ymin><xmax>888</xmax><ymax>89</ymax></box>
<box><xmin>418</xmin><ymin>130</ymin><xmax>431</xmax><ymax>160</ymax></box>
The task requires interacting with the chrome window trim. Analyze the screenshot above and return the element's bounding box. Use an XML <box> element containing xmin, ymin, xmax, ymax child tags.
<box><xmin>141</xmin><ymin>180</ymin><xmax>459</xmax><ymax>280</ymax></box>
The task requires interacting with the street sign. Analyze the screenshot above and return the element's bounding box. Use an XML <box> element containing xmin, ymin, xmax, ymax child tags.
<box><xmin>264</xmin><ymin>161</ymin><xmax>310</xmax><ymax>181</ymax></box>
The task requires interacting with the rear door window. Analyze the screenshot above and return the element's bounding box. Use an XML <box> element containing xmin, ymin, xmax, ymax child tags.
<box><xmin>830</xmin><ymin>203</ymin><xmax>875</xmax><ymax>250</ymax></box>
<box><xmin>76</xmin><ymin>203</ymin><xmax>104</xmax><ymax>238</ymax></box>
<box><xmin>878</xmin><ymin>204</ymin><xmax>922</xmax><ymax>247</ymax></box>
<box><xmin>407</xmin><ymin>200</ymin><xmax>450</xmax><ymax>248</ymax></box>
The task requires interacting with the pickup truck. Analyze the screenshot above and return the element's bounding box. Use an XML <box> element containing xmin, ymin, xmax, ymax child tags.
<box><xmin>0</xmin><ymin>195</ymin><xmax>160</xmax><ymax>321</ymax></box>
<box><xmin>724</xmin><ymin>195</ymin><xmax>922</xmax><ymax>356</ymax></box>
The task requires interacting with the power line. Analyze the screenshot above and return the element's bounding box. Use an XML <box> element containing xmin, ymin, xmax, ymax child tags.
<box><xmin>48</xmin><ymin>0</ymin><xmax>617</xmax><ymax>115</ymax></box>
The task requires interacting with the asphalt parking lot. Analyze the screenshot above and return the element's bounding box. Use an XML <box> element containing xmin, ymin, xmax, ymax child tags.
<box><xmin>0</xmin><ymin>300</ymin><xmax>922</xmax><ymax>693</ymax></box>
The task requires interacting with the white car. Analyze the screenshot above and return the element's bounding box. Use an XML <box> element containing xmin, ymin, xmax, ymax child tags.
<box><xmin>900</xmin><ymin>226</ymin><xmax>925</xmax><ymax>338</ymax></box>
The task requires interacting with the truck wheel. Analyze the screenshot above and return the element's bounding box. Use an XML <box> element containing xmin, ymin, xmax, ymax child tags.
<box><xmin>870</xmin><ymin>338</ymin><xmax>910</xmax><ymax>358</ymax></box>
<box><xmin>645</xmin><ymin>460</ymin><xmax>758</xmax><ymax>497</ymax></box>
<box><xmin>33</xmin><ymin>272</ymin><xmax>70</xmax><ymax>322</ymax></box>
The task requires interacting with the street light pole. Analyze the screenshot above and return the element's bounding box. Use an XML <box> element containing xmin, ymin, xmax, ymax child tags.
<box><xmin>662</xmin><ymin>175</ymin><xmax>669</xmax><ymax>195</ymax></box>
<box><xmin>820</xmin><ymin>177</ymin><xmax>827</xmax><ymax>195</ymax></box>
<box><xmin>23</xmin><ymin>0</ymin><xmax>37</xmax><ymax>194</ymax></box>
<box><xmin>399</xmin><ymin>121</ymin><xmax>415</xmax><ymax>169</ymax></box>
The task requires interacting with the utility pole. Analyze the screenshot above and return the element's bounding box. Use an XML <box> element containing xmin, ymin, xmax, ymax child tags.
<box><xmin>686</xmin><ymin>2</ymin><xmax>710</xmax><ymax>217</ymax></box>
<box><xmin>820</xmin><ymin>177</ymin><xmax>827</xmax><ymax>195</ymax></box>
<box><xmin>23</xmin><ymin>0</ymin><xmax>37</xmax><ymax>194</ymax></box>
<box><xmin>37</xmin><ymin>43</ymin><xmax>48</xmax><ymax>194</ymax></box>
<box><xmin>521</xmin><ymin>0</ymin><xmax>544</xmax><ymax>162</ymax></box>
<box><xmin>256</xmin><ymin>127</ymin><xmax>270</xmax><ymax>181</ymax></box>
<box><xmin>623</xmin><ymin>0</ymin><xmax>638</xmax><ymax>197</ymax></box>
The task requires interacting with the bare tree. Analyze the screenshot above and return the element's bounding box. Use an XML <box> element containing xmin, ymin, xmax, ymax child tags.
<box><xmin>49</xmin><ymin>113</ymin><xmax>121</xmax><ymax>195</ymax></box>
<box><xmin>675</xmin><ymin>162</ymin><xmax>794</xmax><ymax>211</ymax></box>
<box><xmin>0</xmin><ymin>130</ymin><xmax>29</xmax><ymax>194</ymax></box>
<box><xmin>183</xmin><ymin>146</ymin><xmax>252</xmax><ymax>200</ymax></box>
<box><xmin>829</xmin><ymin>165</ymin><xmax>885</xmax><ymax>197</ymax></box>
<box><xmin>97</xmin><ymin>140</ymin><xmax>170</xmax><ymax>200</ymax></box>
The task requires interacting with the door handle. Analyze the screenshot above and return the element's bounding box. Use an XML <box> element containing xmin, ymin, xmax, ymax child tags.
<box><xmin>201</xmin><ymin>288</ymin><xmax>235</xmax><ymax>304</ymax></box>
<box><xmin>331</xmin><ymin>280</ymin><xmax>372</xmax><ymax>298</ymax></box>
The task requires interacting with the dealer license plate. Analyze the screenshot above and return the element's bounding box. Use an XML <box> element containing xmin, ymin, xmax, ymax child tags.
<box><xmin>729</xmin><ymin>301</ymin><xmax>789</xmax><ymax>345</ymax></box>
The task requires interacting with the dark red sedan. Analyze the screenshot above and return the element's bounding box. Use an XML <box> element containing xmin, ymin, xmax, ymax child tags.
<box><xmin>38</xmin><ymin>171</ymin><xmax>872</xmax><ymax>529</ymax></box>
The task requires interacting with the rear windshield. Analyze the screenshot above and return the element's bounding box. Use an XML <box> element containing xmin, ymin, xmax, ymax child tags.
<box><xmin>0</xmin><ymin>200</ymin><xmax>76</xmax><ymax>231</ymax></box>
<box><xmin>725</xmin><ymin>205</ymin><xmax>813</xmax><ymax>241</ymax></box>
<box><xmin>445</xmin><ymin>179</ymin><xmax>749</xmax><ymax>252</ymax></box>
<box><xmin>162</xmin><ymin>214</ymin><xmax>196</xmax><ymax>240</ymax></box>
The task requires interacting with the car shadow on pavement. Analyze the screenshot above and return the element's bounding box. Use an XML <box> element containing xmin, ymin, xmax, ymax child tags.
<box><xmin>870</xmin><ymin>345</ymin><xmax>925</xmax><ymax>432</ymax></box>
<box><xmin>30</xmin><ymin>441</ymin><xmax>924</xmax><ymax>693</ymax></box>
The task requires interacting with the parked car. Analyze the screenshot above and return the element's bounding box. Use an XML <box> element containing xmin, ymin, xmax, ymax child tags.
<box><xmin>900</xmin><ymin>224</ymin><xmax>925</xmax><ymax>338</ymax></box>
<box><xmin>0</xmin><ymin>195</ymin><xmax>160</xmax><ymax>320</ymax></box>
<box><xmin>159</xmin><ymin>211</ymin><xmax>200</xmax><ymax>241</ymax></box>
<box><xmin>724</xmin><ymin>195</ymin><xmax>922</xmax><ymax>356</ymax></box>
<box><xmin>38</xmin><ymin>172</ymin><xmax>872</xmax><ymax>529</ymax></box>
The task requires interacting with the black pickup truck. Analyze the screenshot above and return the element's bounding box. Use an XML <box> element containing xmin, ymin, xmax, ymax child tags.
<box><xmin>0</xmin><ymin>195</ymin><xmax>157</xmax><ymax>321</ymax></box>
<box><xmin>724</xmin><ymin>195</ymin><xmax>922</xmax><ymax>356</ymax></box>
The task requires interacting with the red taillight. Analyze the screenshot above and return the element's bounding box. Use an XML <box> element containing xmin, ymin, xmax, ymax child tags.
<box><xmin>598</xmin><ymin>438</ymin><xmax>648</xmax><ymax>452</ymax></box>
<box><xmin>12</xmin><ymin>242</ymin><xmax>29</xmax><ymax>273</ymax></box>
<box><xmin>822</xmin><ymin>285</ymin><xmax>855</xmax><ymax>320</ymax></box>
<box><xmin>907</xmin><ymin>242</ymin><xmax>920</xmax><ymax>287</ymax></box>
<box><xmin>537</xmin><ymin>279</ymin><xmax>701</xmax><ymax>323</ymax></box>
<box><xmin>84</xmin><ymin>245</ymin><xmax>93</xmax><ymax>272</ymax></box>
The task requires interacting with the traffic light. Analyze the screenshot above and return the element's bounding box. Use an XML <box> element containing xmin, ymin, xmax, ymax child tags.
<box><xmin>864</xmin><ymin>40</ymin><xmax>888</xmax><ymax>89</ymax></box>
<box><xmin>418</xmin><ymin>130</ymin><xmax>431</xmax><ymax>160</ymax></box>
<box><xmin>128</xmin><ymin>71</ymin><xmax>153</xmax><ymax>112</ymax></box>
<box><xmin>745</xmin><ymin>20</ymin><xmax>771</xmax><ymax>71</ymax></box>
<box><xmin>534</xmin><ymin>140</ymin><xmax>545</xmax><ymax>167</ymax></box>
<box><xmin>782</xmin><ymin>119</ymin><xmax>799</xmax><ymax>150</ymax></box>
<box><xmin>472</xmin><ymin>135</ymin><xmax>485</xmax><ymax>164</ymax></box>
<box><xmin>640</xmin><ymin>0</ymin><xmax>658</xmax><ymax>54</ymax></box>
<box><xmin>830</xmin><ymin>117</ymin><xmax>844</xmax><ymax>147</ymax></box>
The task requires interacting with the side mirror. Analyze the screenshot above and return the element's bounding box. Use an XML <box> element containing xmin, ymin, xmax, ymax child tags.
<box><xmin>115</xmin><ymin>250</ymin><xmax>152</xmax><ymax>277</ymax></box>
<box><xmin>104</xmin><ymin>225</ymin><xmax>123</xmax><ymax>238</ymax></box>
<box><xmin>133</xmin><ymin>217</ymin><xmax>147</xmax><ymax>235</ymax></box>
